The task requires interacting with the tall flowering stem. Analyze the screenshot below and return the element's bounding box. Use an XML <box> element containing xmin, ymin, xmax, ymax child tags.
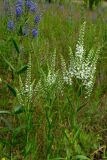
<box><xmin>15</xmin><ymin>54</ymin><xmax>38</xmax><ymax>159</ymax></box>
<box><xmin>61</xmin><ymin>22</ymin><xmax>100</xmax><ymax>98</ymax></box>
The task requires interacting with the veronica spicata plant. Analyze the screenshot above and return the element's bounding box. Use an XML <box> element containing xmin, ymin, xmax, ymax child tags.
<box><xmin>15</xmin><ymin>54</ymin><xmax>38</xmax><ymax>159</ymax></box>
<box><xmin>16</xmin><ymin>54</ymin><xmax>35</xmax><ymax>106</ymax></box>
<box><xmin>15</xmin><ymin>50</ymin><xmax>60</xmax><ymax>109</ymax></box>
<box><xmin>61</xmin><ymin>22</ymin><xmax>100</xmax><ymax>98</ymax></box>
<box><xmin>35</xmin><ymin>49</ymin><xmax>59</xmax><ymax>99</ymax></box>
<box><xmin>34</xmin><ymin>50</ymin><xmax>61</xmax><ymax>158</ymax></box>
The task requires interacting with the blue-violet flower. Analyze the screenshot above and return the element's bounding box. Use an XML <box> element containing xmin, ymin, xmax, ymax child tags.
<box><xmin>26</xmin><ymin>0</ymin><xmax>36</xmax><ymax>12</ymax></box>
<box><xmin>16</xmin><ymin>0</ymin><xmax>23</xmax><ymax>6</ymax></box>
<box><xmin>32</xmin><ymin>28</ymin><xmax>38</xmax><ymax>37</ymax></box>
<box><xmin>34</xmin><ymin>15</ymin><xmax>40</xmax><ymax>24</ymax></box>
<box><xmin>16</xmin><ymin>6</ymin><xmax>23</xmax><ymax>16</ymax></box>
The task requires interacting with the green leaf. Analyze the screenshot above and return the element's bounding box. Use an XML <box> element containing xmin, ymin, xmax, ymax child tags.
<box><xmin>12</xmin><ymin>38</ymin><xmax>20</xmax><ymax>54</ymax></box>
<box><xmin>7</xmin><ymin>83</ymin><xmax>16</xmax><ymax>96</ymax></box>
<box><xmin>74</xmin><ymin>155</ymin><xmax>91</xmax><ymax>160</ymax></box>
<box><xmin>72</xmin><ymin>127</ymin><xmax>81</xmax><ymax>144</ymax></box>
<box><xmin>3</xmin><ymin>56</ymin><xmax>15</xmax><ymax>71</ymax></box>
<box><xmin>25</xmin><ymin>143</ymin><xmax>32</xmax><ymax>155</ymax></box>
<box><xmin>12</xmin><ymin>105</ymin><xmax>25</xmax><ymax>114</ymax></box>
<box><xmin>18</xmin><ymin>26</ymin><xmax>23</xmax><ymax>36</ymax></box>
<box><xmin>16</xmin><ymin>65</ymin><xmax>28</xmax><ymax>74</ymax></box>
<box><xmin>77</xmin><ymin>102</ymin><xmax>88</xmax><ymax>113</ymax></box>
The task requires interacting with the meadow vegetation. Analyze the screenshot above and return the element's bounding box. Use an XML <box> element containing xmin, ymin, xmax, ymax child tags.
<box><xmin>0</xmin><ymin>0</ymin><xmax>107</xmax><ymax>159</ymax></box>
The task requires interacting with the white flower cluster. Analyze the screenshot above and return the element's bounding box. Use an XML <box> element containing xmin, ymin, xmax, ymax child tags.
<box><xmin>61</xmin><ymin>22</ymin><xmax>100</xmax><ymax>97</ymax></box>
<box><xmin>46</xmin><ymin>70</ymin><xmax>57</xmax><ymax>86</ymax></box>
<box><xmin>16</xmin><ymin>22</ymin><xmax>100</xmax><ymax>103</ymax></box>
<box><xmin>45</xmin><ymin>49</ymin><xmax>57</xmax><ymax>87</ymax></box>
<box><xmin>16</xmin><ymin>50</ymin><xmax>59</xmax><ymax>105</ymax></box>
<box><xmin>16</xmin><ymin>54</ymin><xmax>35</xmax><ymax>105</ymax></box>
<box><xmin>34</xmin><ymin>49</ymin><xmax>58</xmax><ymax>97</ymax></box>
<box><xmin>61</xmin><ymin>54</ymin><xmax>73</xmax><ymax>86</ymax></box>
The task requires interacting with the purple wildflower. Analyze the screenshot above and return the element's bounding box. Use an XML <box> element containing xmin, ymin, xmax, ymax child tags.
<box><xmin>26</xmin><ymin>0</ymin><xmax>31</xmax><ymax>8</ymax></box>
<box><xmin>7</xmin><ymin>20</ymin><xmax>14</xmax><ymax>30</ymax></box>
<box><xmin>26</xmin><ymin>0</ymin><xmax>33</xmax><ymax>8</ymax></box>
<box><xmin>26</xmin><ymin>0</ymin><xmax>36</xmax><ymax>12</ymax></box>
<box><xmin>16</xmin><ymin>0</ymin><xmax>23</xmax><ymax>6</ymax></box>
<box><xmin>34</xmin><ymin>15</ymin><xmax>40</xmax><ymax>24</ymax></box>
<box><xmin>30</xmin><ymin>3</ymin><xmax>36</xmax><ymax>12</ymax></box>
<box><xmin>32</xmin><ymin>28</ymin><xmax>38</xmax><ymax>37</ymax></box>
<box><xmin>16</xmin><ymin>6</ymin><xmax>23</xmax><ymax>16</ymax></box>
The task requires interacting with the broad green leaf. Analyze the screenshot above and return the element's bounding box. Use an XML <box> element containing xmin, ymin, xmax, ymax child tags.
<box><xmin>16</xmin><ymin>65</ymin><xmax>28</xmax><ymax>74</ymax></box>
<box><xmin>18</xmin><ymin>26</ymin><xmax>23</xmax><ymax>36</ymax></box>
<box><xmin>25</xmin><ymin>143</ymin><xmax>32</xmax><ymax>155</ymax></box>
<box><xmin>11</xmin><ymin>38</ymin><xmax>20</xmax><ymax>54</ymax></box>
<box><xmin>12</xmin><ymin>105</ymin><xmax>25</xmax><ymax>114</ymax></box>
<box><xmin>3</xmin><ymin>56</ymin><xmax>15</xmax><ymax>71</ymax></box>
<box><xmin>7</xmin><ymin>83</ymin><xmax>16</xmax><ymax>96</ymax></box>
<box><xmin>74</xmin><ymin>155</ymin><xmax>91</xmax><ymax>160</ymax></box>
<box><xmin>77</xmin><ymin>102</ymin><xmax>88</xmax><ymax>113</ymax></box>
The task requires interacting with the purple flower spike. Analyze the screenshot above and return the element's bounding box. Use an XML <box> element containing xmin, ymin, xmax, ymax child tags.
<box><xmin>16</xmin><ymin>6</ymin><xmax>23</xmax><ymax>17</ymax></box>
<box><xmin>7</xmin><ymin>20</ymin><xmax>14</xmax><ymax>30</ymax></box>
<box><xmin>26</xmin><ymin>0</ymin><xmax>36</xmax><ymax>12</ymax></box>
<box><xmin>16</xmin><ymin>0</ymin><xmax>23</xmax><ymax>6</ymax></box>
<box><xmin>32</xmin><ymin>28</ymin><xmax>38</xmax><ymax>37</ymax></box>
<box><xmin>26</xmin><ymin>0</ymin><xmax>31</xmax><ymax>8</ymax></box>
<box><xmin>30</xmin><ymin>3</ymin><xmax>36</xmax><ymax>12</ymax></box>
<box><xmin>34</xmin><ymin>15</ymin><xmax>40</xmax><ymax>24</ymax></box>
